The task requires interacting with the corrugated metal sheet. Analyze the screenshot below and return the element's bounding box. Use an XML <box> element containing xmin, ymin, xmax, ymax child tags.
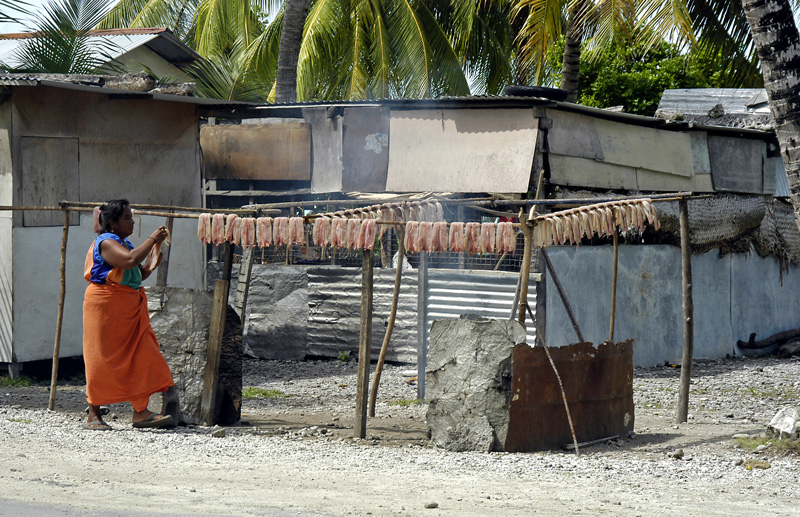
<box><xmin>424</xmin><ymin>269</ymin><xmax>535</xmax><ymax>346</ymax></box>
<box><xmin>307</xmin><ymin>266</ymin><xmax>419</xmax><ymax>363</ymax></box>
<box><xmin>658</xmin><ymin>88</ymin><xmax>769</xmax><ymax>114</ymax></box>
<box><xmin>775</xmin><ymin>158</ymin><xmax>791</xmax><ymax>198</ymax></box>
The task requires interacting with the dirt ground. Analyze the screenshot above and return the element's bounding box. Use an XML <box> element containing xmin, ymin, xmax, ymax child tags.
<box><xmin>1</xmin><ymin>358</ymin><xmax>799</xmax><ymax>516</ymax></box>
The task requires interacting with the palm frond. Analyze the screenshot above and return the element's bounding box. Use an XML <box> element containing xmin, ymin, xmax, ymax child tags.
<box><xmin>513</xmin><ymin>0</ymin><xmax>567</xmax><ymax>84</ymax></box>
<box><xmin>13</xmin><ymin>0</ymin><xmax>121</xmax><ymax>74</ymax></box>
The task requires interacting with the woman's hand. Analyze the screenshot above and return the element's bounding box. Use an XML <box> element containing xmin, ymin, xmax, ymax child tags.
<box><xmin>100</xmin><ymin>226</ymin><xmax>167</xmax><ymax>270</ymax></box>
<box><xmin>149</xmin><ymin>226</ymin><xmax>169</xmax><ymax>244</ymax></box>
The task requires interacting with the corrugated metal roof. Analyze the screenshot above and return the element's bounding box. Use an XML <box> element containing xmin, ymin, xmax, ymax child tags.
<box><xmin>0</xmin><ymin>75</ymin><xmax>254</xmax><ymax>107</ymax></box>
<box><xmin>658</xmin><ymin>88</ymin><xmax>770</xmax><ymax>114</ymax></box>
<box><xmin>0</xmin><ymin>28</ymin><xmax>201</xmax><ymax>69</ymax></box>
<box><xmin>241</xmin><ymin>95</ymin><xmax>775</xmax><ymax>139</ymax></box>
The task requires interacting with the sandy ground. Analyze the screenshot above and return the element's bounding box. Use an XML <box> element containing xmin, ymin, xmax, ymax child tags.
<box><xmin>1</xmin><ymin>357</ymin><xmax>799</xmax><ymax>516</ymax></box>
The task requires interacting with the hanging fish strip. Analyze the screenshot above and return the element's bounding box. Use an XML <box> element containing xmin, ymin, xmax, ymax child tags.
<box><xmin>530</xmin><ymin>198</ymin><xmax>660</xmax><ymax>248</ymax></box>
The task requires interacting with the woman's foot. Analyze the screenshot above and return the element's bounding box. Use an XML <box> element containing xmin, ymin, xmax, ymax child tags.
<box><xmin>132</xmin><ymin>410</ymin><xmax>172</xmax><ymax>429</ymax></box>
<box><xmin>82</xmin><ymin>419</ymin><xmax>112</xmax><ymax>431</ymax></box>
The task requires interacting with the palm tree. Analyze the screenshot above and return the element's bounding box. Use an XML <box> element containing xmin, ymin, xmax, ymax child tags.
<box><xmin>741</xmin><ymin>0</ymin><xmax>800</xmax><ymax>232</ymax></box>
<box><xmin>511</xmin><ymin>0</ymin><xmax>697</xmax><ymax>97</ymax></box>
<box><xmin>100</xmin><ymin>0</ymin><xmax>515</xmax><ymax>102</ymax></box>
<box><xmin>9</xmin><ymin>0</ymin><xmax>119</xmax><ymax>74</ymax></box>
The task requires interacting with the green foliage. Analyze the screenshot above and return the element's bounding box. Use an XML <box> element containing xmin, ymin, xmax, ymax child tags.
<box><xmin>734</xmin><ymin>436</ymin><xmax>800</xmax><ymax>456</ymax></box>
<box><xmin>337</xmin><ymin>350</ymin><xmax>351</xmax><ymax>363</ymax></box>
<box><xmin>241</xmin><ymin>387</ymin><xmax>291</xmax><ymax>400</ymax></box>
<box><xmin>8</xmin><ymin>417</ymin><xmax>33</xmax><ymax>424</ymax></box>
<box><xmin>11</xmin><ymin>0</ymin><xmax>122</xmax><ymax>74</ymax></box>
<box><xmin>388</xmin><ymin>398</ymin><xmax>424</xmax><ymax>406</ymax></box>
<box><xmin>546</xmin><ymin>35</ymin><xmax>764</xmax><ymax>116</ymax></box>
<box><xmin>0</xmin><ymin>374</ymin><xmax>31</xmax><ymax>387</ymax></box>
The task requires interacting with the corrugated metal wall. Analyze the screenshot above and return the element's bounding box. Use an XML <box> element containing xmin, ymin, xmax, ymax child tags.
<box><xmin>237</xmin><ymin>264</ymin><xmax>533</xmax><ymax>365</ymax></box>
<box><xmin>306</xmin><ymin>266</ymin><xmax>419</xmax><ymax>363</ymax></box>
<box><xmin>424</xmin><ymin>269</ymin><xmax>535</xmax><ymax>348</ymax></box>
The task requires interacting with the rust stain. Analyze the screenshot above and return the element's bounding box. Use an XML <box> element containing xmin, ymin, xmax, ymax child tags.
<box><xmin>505</xmin><ymin>340</ymin><xmax>634</xmax><ymax>452</ymax></box>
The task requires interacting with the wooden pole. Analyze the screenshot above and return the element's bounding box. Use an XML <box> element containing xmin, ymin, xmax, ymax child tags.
<box><xmin>416</xmin><ymin>251</ymin><xmax>428</xmax><ymax>399</ymax></box>
<box><xmin>369</xmin><ymin>229</ymin><xmax>404</xmax><ymax>417</ymax></box>
<box><xmin>48</xmin><ymin>210</ymin><xmax>70</xmax><ymax>411</ymax></box>
<box><xmin>676</xmin><ymin>198</ymin><xmax>694</xmax><ymax>424</ymax></box>
<box><xmin>354</xmin><ymin>250</ymin><xmax>374</xmax><ymax>439</ymax></box>
<box><xmin>609</xmin><ymin>232</ymin><xmax>619</xmax><ymax>342</ymax></box>
<box><xmin>517</xmin><ymin>210</ymin><xmax>534</xmax><ymax>325</ymax></box>
<box><xmin>201</xmin><ymin>243</ymin><xmax>235</xmax><ymax>425</ymax></box>
<box><xmin>155</xmin><ymin>212</ymin><xmax>175</xmax><ymax>287</ymax></box>
<box><xmin>541</xmin><ymin>249</ymin><xmax>585</xmax><ymax>343</ymax></box>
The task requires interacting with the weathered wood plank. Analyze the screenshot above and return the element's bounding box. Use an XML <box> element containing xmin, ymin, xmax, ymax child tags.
<box><xmin>21</xmin><ymin>137</ymin><xmax>79</xmax><ymax>227</ymax></box>
<box><xmin>201</xmin><ymin>124</ymin><xmax>311</xmax><ymax>181</ymax></box>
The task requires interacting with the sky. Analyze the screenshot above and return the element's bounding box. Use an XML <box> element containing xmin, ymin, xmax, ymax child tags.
<box><xmin>0</xmin><ymin>0</ymin><xmax>55</xmax><ymax>33</ymax></box>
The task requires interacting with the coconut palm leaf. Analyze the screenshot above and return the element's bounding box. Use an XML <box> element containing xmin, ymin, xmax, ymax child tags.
<box><xmin>12</xmin><ymin>0</ymin><xmax>120</xmax><ymax>74</ymax></box>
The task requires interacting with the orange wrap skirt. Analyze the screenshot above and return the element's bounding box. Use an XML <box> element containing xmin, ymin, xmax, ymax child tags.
<box><xmin>83</xmin><ymin>282</ymin><xmax>174</xmax><ymax>411</ymax></box>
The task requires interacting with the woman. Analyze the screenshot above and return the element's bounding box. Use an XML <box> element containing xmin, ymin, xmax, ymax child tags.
<box><xmin>82</xmin><ymin>199</ymin><xmax>174</xmax><ymax>430</ymax></box>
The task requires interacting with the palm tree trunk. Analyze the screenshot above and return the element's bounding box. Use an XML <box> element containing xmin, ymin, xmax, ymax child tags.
<box><xmin>741</xmin><ymin>0</ymin><xmax>800</xmax><ymax>232</ymax></box>
<box><xmin>560</xmin><ymin>1</ymin><xmax>585</xmax><ymax>103</ymax></box>
<box><xmin>276</xmin><ymin>0</ymin><xmax>312</xmax><ymax>103</ymax></box>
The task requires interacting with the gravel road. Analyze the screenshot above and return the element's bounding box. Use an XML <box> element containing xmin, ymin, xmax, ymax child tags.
<box><xmin>1</xmin><ymin>355</ymin><xmax>798</xmax><ymax>516</ymax></box>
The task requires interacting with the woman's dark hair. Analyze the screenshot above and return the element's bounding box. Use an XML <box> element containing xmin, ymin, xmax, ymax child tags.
<box><xmin>100</xmin><ymin>199</ymin><xmax>130</xmax><ymax>232</ymax></box>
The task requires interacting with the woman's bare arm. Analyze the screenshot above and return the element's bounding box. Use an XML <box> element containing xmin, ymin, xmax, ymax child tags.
<box><xmin>99</xmin><ymin>228</ymin><xmax>167</xmax><ymax>270</ymax></box>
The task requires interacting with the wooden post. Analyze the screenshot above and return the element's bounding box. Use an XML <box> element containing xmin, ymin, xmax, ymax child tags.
<box><xmin>48</xmin><ymin>210</ymin><xmax>70</xmax><ymax>411</ymax></box>
<box><xmin>676</xmin><ymin>198</ymin><xmax>694</xmax><ymax>424</ymax></box>
<box><xmin>517</xmin><ymin>211</ymin><xmax>533</xmax><ymax>325</ymax></box>
<box><xmin>416</xmin><ymin>251</ymin><xmax>428</xmax><ymax>400</ymax></box>
<box><xmin>369</xmin><ymin>228</ymin><xmax>404</xmax><ymax>417</ymax></box>
<box><xmin>609</xmin><ymin>232</ymin><xmax>619</xmax><ymax>342</ymax></box>
<box><xmin>155</xmin><ymin>213</ymin><xmax>175</xmax><ymax>287</ymax></box>
<box><xmin>541</xmin><ymin>249</ymin><xmax>585</xmax><ymax>343</ymax></box>
<box><xmin>354</xmin><ymin>251</ymin><xmax>374</xmax><ymax>439</ymax></box>
<box><xmin>201</xmin><ymin>243</ymin><xmax>234</xmax><ymax>425</ymax></box>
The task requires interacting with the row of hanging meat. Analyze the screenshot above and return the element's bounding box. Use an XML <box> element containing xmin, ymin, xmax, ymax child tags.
<box><xmin>532</xmin><ymin>199</ymin><xmax>660</xmax><ymax>248</ymax></box>
<box><xmin>196</xmin><ymin>213</ymin><xmax>518</xmax><ymax>254</ymax></box>
<box><xmin>196</xmin><ymin>200</ymin><xmax>661</xmax><ymax>253</ymax></box>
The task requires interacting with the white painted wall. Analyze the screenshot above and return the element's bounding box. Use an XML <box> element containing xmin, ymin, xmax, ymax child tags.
<box><xmin>0</xmin><ymin>98</ymin><xmax>12</xmax><ymax>363</ymax></box>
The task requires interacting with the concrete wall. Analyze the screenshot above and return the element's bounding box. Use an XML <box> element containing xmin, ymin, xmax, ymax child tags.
<box><xmin>544</xmin><ymin>245</ymin><xmax>800</xmax><ymax>367</ymax></box>
<box><xmin>97</xmin><ymin>45</ymin><xmax>193</xmax><ymax>83</ymax></box>
<box><xmin>7</xmin><ymin>86</ymin><xmax>203</xmax><ymax>362</ymax></box>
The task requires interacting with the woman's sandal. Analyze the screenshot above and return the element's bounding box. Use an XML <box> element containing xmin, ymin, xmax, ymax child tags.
<box><xmin>132</xmin><ymin>413</ymin><xmax>172</xmax><ymax>429</ymax></box>
<box><xmin>82</xmin><ymin>420</ymin><xmax>112</xmax><ymax>431</ymax></box>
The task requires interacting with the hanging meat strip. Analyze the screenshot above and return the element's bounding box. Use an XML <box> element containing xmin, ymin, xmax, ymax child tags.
<box><xmin>211</xmin><ymin>213</ymin><xmax>225</xmax><ymax>246</ymax></box>
<box><xmin>287</xmin><ymin>217</ymin><xmax>304</xmax><ymax>245</ymax></box>
<box><xmin>404</xmin><ymin>221</ymin><xmax>418</xmax><ymax>253</ymax></box>
<box><xmin>346</xmin><ymin>218</ymin><xmax>360</xmax><ymax>249</ymax></box>
<box><xmin>223</xmin><ymin>214</ymin><xmax>238</xmax><ymax>244</ymax></box>
<box><xmin>273</xmin><ymin>217</ymin><xmax>289</xmax><ymax>246</ymax></box>
<box><xmin>418</xmin><ymin>222</ymin><xmax>433</xmax><ymax>252</ymax></box>
<box><xmin>464</xmin><ymin>222</ymin><xmax>480</xmax><ymax>254</ymax></box>
<box><xmin>449</xmin><ymin>222</ymin><xmax>464</xmax><ymax>253</ymax></box>
<box><xmin>432</xmin><ymin>222</ymin><xmax>448</xmax><ymax>252</ymax></box>
<box><xmin>197</xmin><ymin>213</ymin><xmax>212</xmax><ymax>245</ymax></box>
<box><xmin>256</xmin><ymin>217</ymin><xmax>273</xmax><ymax>247</ymax></box>
<box><xmin>231</xmin><ymin>217</ymin><xmax>243</xmax><ymax>246</ymax></box>
<box><xmin>240</xmin><ymin>217</ymin><xmax>256</xmax><ymax>249</ymax></box>
<box><xmin>480</xmin><ymin>222</ymin><xmax>496</xmax><ymax>254</ymax></box>
<box><xmin>331</xmin><ymin>218</ymin><xmax>345</xmax><ymax>248</ymax></box>
<box><xmin>361</xmin><ymin>219</ymin><xmax>377</xmax><ymax>250</ymax></box>
<box><xmin>498</xmin><ymin>222</ymin><xmax>516</xmax><ymax>253</ymax></box>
